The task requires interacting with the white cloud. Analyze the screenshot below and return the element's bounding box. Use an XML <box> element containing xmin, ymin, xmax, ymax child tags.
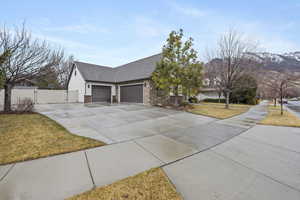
<box><xmin>32</xmin><ymin>33</ymin><xmax>92</xmax><ymax>49</ymax></box>
<box><xmin>169</xmin><ymin>1</ymin><xmax>208</xmax><ymax>18</ymax></box>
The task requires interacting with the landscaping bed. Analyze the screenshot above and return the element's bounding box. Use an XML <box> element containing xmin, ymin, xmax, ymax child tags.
<box><xmin>188</xmin><ymin>102</ymin><xmax>252</xmax><ymax>119</ymax></box>
<box><xmin>259</xmin><ymin>105</ymin><xmax>300</xmax><ymax>127</ymax></box>
<box><xmin>67</xmin><ymin>168</ymin><xmax>182</xmax><ymax>200</ymax></box>
<box><xmin>0</xmin><ymin>113</ymin><xmax>105</xmax><ymax>165</ymax></box>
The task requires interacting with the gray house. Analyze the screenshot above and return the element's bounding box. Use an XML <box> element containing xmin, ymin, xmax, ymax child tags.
<box><xmin>68</xmin><ymin>54</ymin><xmax>162</xmax><ymax>104</ymax></box>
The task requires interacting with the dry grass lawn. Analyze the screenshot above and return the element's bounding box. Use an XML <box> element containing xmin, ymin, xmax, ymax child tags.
<box><xmin>188</xmin><ymin>102</ymin><xmax>252</xmax><ymax>119</ymax></box>
<box><xmin>67</xmin><ymin>168</ymin><xmax>182</xmax><ymax>200</ymax></box>
<box><xmin>260</xmin><ymin>105</ymin><xmax>300</xmax><ymax>127</ymax></box>
<box><xmin>0</xmin><ymin>113</ymin><xmax>105</xmax><ymax>165</ymax></box>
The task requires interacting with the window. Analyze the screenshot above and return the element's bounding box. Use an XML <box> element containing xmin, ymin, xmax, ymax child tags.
<box><xmin>87</xmin><ymin>84</ymin><xmax>90</xmax><ymax>88</ymax></box>
<box><xmin>74</xmin><ymin>70</ymin><xmax>77</xmax><ymax>76</ymax></box>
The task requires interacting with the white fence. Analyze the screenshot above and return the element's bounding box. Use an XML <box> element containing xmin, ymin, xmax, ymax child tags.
<box><xmin>0</xmin><ymin>89</ymin><xmax>78</xmax><ymax>105</ymax></box>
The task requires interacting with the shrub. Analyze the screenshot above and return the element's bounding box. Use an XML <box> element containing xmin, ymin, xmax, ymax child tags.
<box><xmin>188</xmin><ymin>96</ymin><xmax>198</xmax><ymax>103</ymax></box>
<box><xmin>230</xmin><ymin>75</ymin><xmax>258</xmax><ymax>105</ymax></box>
<box><xmin>16</xmin><ymin>98</ymin><xmax>34</xmax><ymax>113</ymax></box>
<box><xmin>203</xmin><ymin>98</ymin><xmax>226</xmax><ymax>103</ymax></box>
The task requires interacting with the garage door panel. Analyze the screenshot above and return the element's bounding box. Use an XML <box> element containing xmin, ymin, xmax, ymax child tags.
<box><xmin>92</xmin><ymin>85</ymin><xmax>111</xmax><ymax>102</ymax></box>
<box><xmin>120</xmin><ymin>85</ymin><xmax>143</xmax><ymax>103</ymax></box>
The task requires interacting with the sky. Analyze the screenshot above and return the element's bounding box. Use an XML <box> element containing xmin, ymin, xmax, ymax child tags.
<box><xmin>1</xmin><ymin>0</ymin><xmax>300</xmax><ymax>66</ymax></box>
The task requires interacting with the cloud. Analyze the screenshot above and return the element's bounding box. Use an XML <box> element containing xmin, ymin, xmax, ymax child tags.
<box><xmin>169</xmin><ymin>1</ymin><xmax>208</xmax><ymax>18</ymax></box>
<box><xmin>32</xmin><ymin>33</ymin><xmax>92</xmax><ymax>49</ymax></box>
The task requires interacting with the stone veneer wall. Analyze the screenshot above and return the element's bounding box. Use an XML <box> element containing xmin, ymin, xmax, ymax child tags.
<box><xmin>148</xmin><ymin>80</ymin><xmax>170</xmax><ymax>106</ymax></box>
<box><xmin>143</xmin><ymin>80</ymin><xmax>151</xmax><ymax>105</ymax></box>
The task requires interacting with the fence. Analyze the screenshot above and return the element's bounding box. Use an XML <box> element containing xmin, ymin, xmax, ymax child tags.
<box><xmin>0</xmin><ymin>88</ymin><xmax>78</xmax><ymax>105</ymax></box>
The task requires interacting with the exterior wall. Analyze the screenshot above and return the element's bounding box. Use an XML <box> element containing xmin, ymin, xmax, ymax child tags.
<box><xmin>197</xmin><ymin>90</ymin><xmax>224</xmax><ymax>100</ymax></box>
<box><xmin>68</xmin><ymin>64</ymin><xmax>86</xmax><ymax>102</ymax></box>
<box><xmin>0</xmin><ymin>89</ymin><xmax>78</xmax><ymax>105</ymax></box>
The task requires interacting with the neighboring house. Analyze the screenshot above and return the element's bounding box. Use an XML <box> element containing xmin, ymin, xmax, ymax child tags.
<box><xmin>197</xmin><ymin>77</ymin><xmax>224</xmax><ymax>100</ymax></box>
<box><xmin>67</xmin><ymin>54</ymin><xmax>162</xmax><ymax>104</ymax></box>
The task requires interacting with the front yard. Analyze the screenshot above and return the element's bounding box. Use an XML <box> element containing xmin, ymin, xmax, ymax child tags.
<box><xmin>188</xmin><ymin>102</ymin><xmax>252</xmax><ymax>119</ymax></box>
<box><xmin>0</xmin><ymin>113</ymin><xmax>105</xmax><ymax>165</ymax></box>
<box><xmin>259</xmin><ymin>105</ymin><xmax>300</xmax><ymax>127</ymax></box>
<box><xmin>67</xmin><ymin>168</ymin><xmax>182</xmax><ymax>200</ymax></box>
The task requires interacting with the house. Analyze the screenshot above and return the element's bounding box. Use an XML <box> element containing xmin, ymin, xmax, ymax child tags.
<box><xmin>67</xmin><ymin>54</ymin><xmax>162</xmax><ymax>104</ymax></box>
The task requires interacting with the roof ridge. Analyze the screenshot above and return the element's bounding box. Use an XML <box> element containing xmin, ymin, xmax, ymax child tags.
<box><xmin>74</xmin><ymin>61</ymin><xmax>112</xmax><ymax>69</ymax></box>
<box><xmin>114</xmin><ymin>53</ymin><xmax>162</xmax><ymax>68</ymax></box>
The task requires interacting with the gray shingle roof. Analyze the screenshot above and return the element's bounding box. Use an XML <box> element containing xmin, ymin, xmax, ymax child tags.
<box><xmin>74</xmin><ymin>53</ymin><xmax>162</xmax><ymax>83</ymax></box>
<box><xmin>74</xmin><ymin>61</ymin><xmax>115</xmax><ymax>83</ymax></box>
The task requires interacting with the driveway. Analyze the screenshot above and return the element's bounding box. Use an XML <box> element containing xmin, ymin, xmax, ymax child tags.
<box><xmin>2</xmin><ymin>102</ymin><xmax>299</xmax><ymax>199</ymax></box>
<box><xmin>35</xmin><ymin>103</ymin><xmax>216</xmax><ymax>144</ymax></box>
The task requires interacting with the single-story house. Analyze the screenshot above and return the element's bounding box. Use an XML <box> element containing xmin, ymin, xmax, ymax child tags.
<box><xmin>67</xmin><ymin>54</ymin><xmax>162</xmax><ymax>104</ymax></box>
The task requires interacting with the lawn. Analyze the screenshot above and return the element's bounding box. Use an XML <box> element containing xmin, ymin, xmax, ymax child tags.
<box><xmin>188</xmin><ymin>102</ymin><xmax>252</xmax><ymax>119</ymax></box>
<box><xmin>0</xmin><ymin>113</ymin><xmax>105</xmax><ymax>165</ymax></box>
<box><xmin>259</xmin><ymin>105</ymin><xmax>300</xmax><ymax>127</ymax></box>
<box><xmin>67</xmin><ymin>168</ymin><xmax>182</xmax><ymax>200</ymax></box>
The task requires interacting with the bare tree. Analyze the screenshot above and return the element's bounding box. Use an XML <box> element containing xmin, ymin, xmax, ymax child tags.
<box><xmin>0</xmin><ymin>24</ymin><xmax>64</xmax><ymax>112</ymax></box>
<box><xmin>208</xmin><ymin>29</ymin><xmax>258</xmax><ymax>108</ymax></box>
<box><xmin>262</xmin><ymin>70</ymin><xmax>300</xmax><ymax>115</ymax></box>
<box><xmin>56</xmin><ymin>55</ymin><xmax>75</xmax><ymax>88</ymax></box>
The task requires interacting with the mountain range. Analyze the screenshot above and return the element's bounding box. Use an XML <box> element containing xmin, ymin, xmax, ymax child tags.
<box><xmin>246</xmin><ymin>52</ymin><xmax>300</xmax><ymax>72</ymax></box>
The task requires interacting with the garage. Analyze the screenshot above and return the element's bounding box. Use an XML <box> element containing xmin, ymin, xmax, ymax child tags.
<box><xmin>92</xmin><ymin>85</ymin><xmax>111</xmax><ymax>102</ymax></box>
<box><xmin>120</xmin><ymin>84</ymin><xmax>143</xmax><ymax>103</ymax></box>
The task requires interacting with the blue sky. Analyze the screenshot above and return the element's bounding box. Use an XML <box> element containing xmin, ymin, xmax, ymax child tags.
<box><xmin>1</xmin><ymin>0</ymin><xmax>300</xmax><ymax>66</ymax></box>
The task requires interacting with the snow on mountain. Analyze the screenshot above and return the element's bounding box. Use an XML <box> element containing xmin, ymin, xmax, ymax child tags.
<box><xmin>247</xmin><ymin>52</ymin><xmax>300</xmax><ymax>71</ymax></box>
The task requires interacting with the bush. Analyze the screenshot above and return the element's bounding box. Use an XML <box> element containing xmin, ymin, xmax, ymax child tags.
<box><xmin>16</xmin><ymin>98</ymin><xmax>34</xmax><ymax>113</ymax></box>
<box><xmin>203</xmin><ymin>98</ymin><xmax>226</xmax><ymax>103</ymax></box>
<box><xmin>188</xmin><ymin>96</ymin><xmax>198</xmax><ymax>103</ymax></box>
<box><xmin>180</xmin><ymin>101</ymin><xmax>190</xmax><ymax>107</ymax></box>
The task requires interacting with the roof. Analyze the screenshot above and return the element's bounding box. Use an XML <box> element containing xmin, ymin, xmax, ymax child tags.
<box><xmin>74</xmin><ymin>61</ymin><xmax>115</xmax><ymax>83</ymax></box>
<box><xmin>74</xmin><ymin>53</ymin><xmax>162</xmax><ymax>83</ymax></box>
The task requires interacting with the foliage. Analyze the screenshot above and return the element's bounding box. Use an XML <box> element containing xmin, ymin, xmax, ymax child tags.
<box><xmin>0</xmin><ymin>50</ymin><xmax>11</xmax><ymax>88</ymax></box>
<box><xmin>188</xmin><ymin>96</ymin><xmax>199</xmax><ymax>103</ymax></box>
<box><xmin>35</xmin><ymin>66</ymin><xmax>61</xmax><ymax>89</ymax></box>
<box><xmin>0</xmin><ymin>70</ymin><xmax>3</xmax><ymax>89</ymax></box>
<box><xmin>152</xmin><ymin>29</ymin><xmax>203</xmax><ymax>104</ymax></box>
<box><xmin>203</xmin><ymin>98</ymin><xmax>226</xmax><ymax>103</ymax></box>
<box><xmin>230</xmin><ymin>75</ymin><xmax>258</xmax><ymax>105</ymax></box>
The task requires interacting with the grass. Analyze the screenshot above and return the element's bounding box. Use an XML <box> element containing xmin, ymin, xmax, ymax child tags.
<box><xmin>67</xmin><ymin>168</ymin><xmax>182</xmax><ymax>200</ymax></box>
<box><xmin>188</xmin><ymin>102</ymin><xmax>252</xmax><ymax>119</ymax></box>
<box><xmin>259</xmin><ymin>105</ymin><xmax>300</xmax><ymax>127</ymax></box>
<box><xmin>0</xmin><ymin>113</ymin><xmax>105</xmax><ymax>165</ymax></box>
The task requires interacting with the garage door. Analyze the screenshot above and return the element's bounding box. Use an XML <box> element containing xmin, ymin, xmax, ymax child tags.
<box><xmin>92</xmin><ymin>85</ymin><xmax>111</xmax><ymax>102</ymax></box>
<box><xmin>120</xmin><ymin>84</ymin><xmax>143</xmax><ymax>103</ymax></box>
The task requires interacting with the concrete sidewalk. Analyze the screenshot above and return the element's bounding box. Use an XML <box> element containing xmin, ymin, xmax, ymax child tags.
<box><xmin>164</xmin><ymin>124</ymin><xmax>300</xmax><ymax>200</ymax></box>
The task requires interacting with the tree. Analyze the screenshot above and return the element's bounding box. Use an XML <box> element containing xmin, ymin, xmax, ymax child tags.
<box><xmin>230</xmin><ymin>74</ymin><xmax>257</xmax><ymax>105</ymax></box>
<box><xmin>0</xmin><ymin>24</ymin><xmax>64</xmax><ymax>112</ymax></box>
<box><xmin>209</xmin><ymin>29</ymin><xmax>258</xmax><ymax>108</ymax></box>
<box><xmin>152</xmin><ymin>29</ymin><xmax>203</xmax><ymax>105</ymax></box>
<box><xmin>56</xmin><ymin>55</ymin><xmax>75</xmax><ymax>88</ymax></box>
<box><xmin>262</xmin><ymin>71</ymin><xmax>299</xmax><ymax>115</ymax></box>
<box><xmin>181</xmin><ymin>63</ymin><xmax>203</xmax><ymax>98</ymax></box>
<box><xmin>0</xmin><ymin>50</ymin><xmax>11</xmax><ymax>88</ymax></box>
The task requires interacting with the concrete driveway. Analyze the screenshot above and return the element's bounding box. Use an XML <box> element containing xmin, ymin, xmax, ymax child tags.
<box><xmin>35</xmin><ymin>103</ymin><xmax>216</xmax><ymax>144</ymax></box>
<box><xmin>2</xmin><ymin>102</ymin><xmax>300</xmax><ymax>199</ymax></box>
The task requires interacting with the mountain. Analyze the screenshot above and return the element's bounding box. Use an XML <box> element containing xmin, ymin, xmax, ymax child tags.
<box><xmin>246</xmin><ymin>52</ymin><xmax>300</xmax><ymax>72</ymax></box>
